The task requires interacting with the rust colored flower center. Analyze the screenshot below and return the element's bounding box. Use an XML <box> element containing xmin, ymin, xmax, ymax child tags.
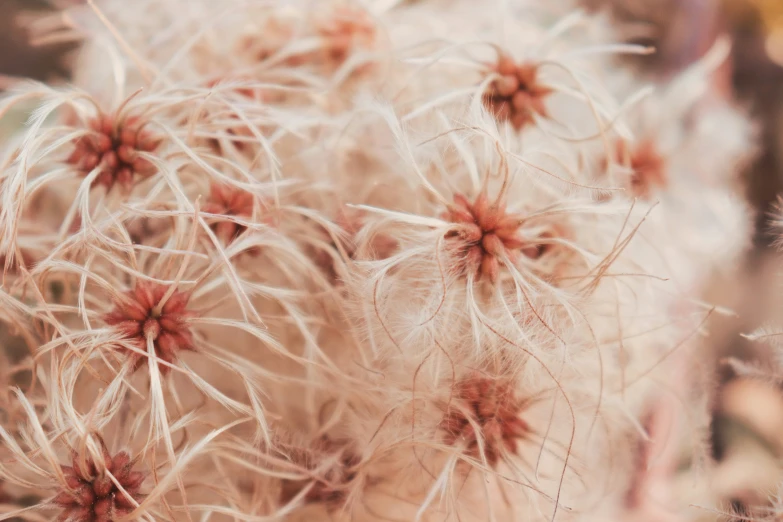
<box><xmin>614</xmin><ymin>139</ymin><xmax>667</xmax><ymax>197</ymax></box>
<box><xmin>318</xmin><ymin>7</ymin><xmax>376</xmax><ymax>64</ymax></box>
<box><xmin>54</xmin><ymin>449</ymin><xmax>144</xmax><ymax>522</ymax></box>
<box><xmin>441</xmin><ymin>378</ymin><xmax>528</xmax><ymax>466</ymax></box>
<box><xmin>68</xmin><ymin>114</ymin><xmax>160</xmax><ymax>192</ymax></box>
<box><xmin>103</xmin><ymin>281</ymin><xmax>195</xmax><ymax>374</ymax></box>
<box><xmin>483</xmin><ymin>56</ymin><xmax>552</xmax><ymax>130</ymax></box>
<box><xmin>443</xmin><ymin>193</ymin><xmax>543</xmax><ymax>282</ymax></box>
<box><xmin>203</xmin><ymin>182</ymin><xmax>258</xmax><ymax>243</ymax></box>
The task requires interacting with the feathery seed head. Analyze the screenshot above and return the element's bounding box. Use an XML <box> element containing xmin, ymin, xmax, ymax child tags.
<box><xmin>484</xmin><ymin>55</ymin><xmax>551</xmax><ymax>131</ymax></box>
<box><xmin>443</xmin><ymin>192</ymin><xmax>543</xmax><ymax>283</ymax></box>
<box><xmin>103</xmin><ymin>281</ymin><xmax>196</xmax><ymax>375</ymax></box>
<box><xmin>316</xmin><ymin>5</ymin><xmax>376</xmax><ymax>66</ymax></box>
<box><xmin>67</xmin><ymin>113</ymin><xmax>161</xmax><ymax>193</ymax></box>
<box><xmin>203</xmin><ymin>182</ymin><xmax>261</xmax><ymax>244</ymax></box>
<box><xmin>612</xmin><ymin>138</ymin><xmax>667</xmax><ymax>198</ymax></box>
<box><xmin>0</xmin><ymin>2</ymin><xmax>756</xmax><ymax>521</ymax></box>
<box><xmin>440</xmin><ymin>376</ymin><xmax>528</xmax><ymax>467</ymax></box>
<box><xmin>53</xmin><ymin>443</ymin><xmax>144</xmax><ymax>522</ymax></box>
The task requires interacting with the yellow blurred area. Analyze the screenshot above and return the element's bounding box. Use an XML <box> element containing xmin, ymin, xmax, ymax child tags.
<box><xmin>721</xmin><ymin>0</ymin><xmax>783</xmax><ymax>31</ymax></box>
<box><xmin>753</xmin><ymin>0</ymin><xmax>783</xmax><ymax>30</ymax></box>
<box><xmin>730</xmin><ymin>0</ymin><xmax>783</xmax><ymax>66</ymax></box>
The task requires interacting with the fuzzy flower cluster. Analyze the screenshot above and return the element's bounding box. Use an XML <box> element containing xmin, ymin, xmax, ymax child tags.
<box><xmin>0</xmin><ymin>1</ymin><xmax>753</xmax><ymax>521</ymax></box>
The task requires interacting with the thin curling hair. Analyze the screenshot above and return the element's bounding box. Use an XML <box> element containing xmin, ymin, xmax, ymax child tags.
<box><xmin>0</xmin><ymin>0</ymin><xmax>755</xmax><ymax>521</ymax></box>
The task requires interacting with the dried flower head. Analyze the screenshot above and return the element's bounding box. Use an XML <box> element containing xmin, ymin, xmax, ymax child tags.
<box><xmin>67</xmin><ymin>113</ymin><xmax>161</xmax><ymax>192</ymax></box>
<box><xmin>279</xmin><ymin>436</ymin><xmax>360</xmax><ymax>509</ymax></box>
<box><xmin>0</xmin><ymin>2</ymin><xmax>756</xmax><ymax>522</ymax></box>
<box><xmin>483</xmin><ymin>55</ymin><xmax>552</xmax><ymax>130</ymax></box>
<box><xmin>203</xmin><ymin>182</ymin><xmax>259</xmax><ymax>244</ymax></box>
<box><xmin>316</xmin><ymin>6</ymin><xmax>376</xmax><ymax>66</ymax></box>
<box><xmin>53</xmin><ymin>443</ymin><xmax>144</xmax><ymax>522</ymax></box>
<box><xmin>103</xmin><ymin>281</ymin><xmax>196</xmax><ymax>374</ymax></box>
<box><xmin>441</xmin><ymin>376</ymin><xmax>528</xmax><ymax>466</ymax></box>
<box><xmin>443</xmin><ymin>192</ymin><xmax>543</xmax><ymax>283</ymax></box>
<box><xmin>612</xmin><ymin>138</ymin><xmax>667</xmax><ymax>198</ymax></box>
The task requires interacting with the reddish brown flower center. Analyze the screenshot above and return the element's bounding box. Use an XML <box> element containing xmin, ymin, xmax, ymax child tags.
<box><xmin>443</xmin><ymin>193</ymin><xmax>543</xmax><ymax>283</ymax></box>
<box><xmin>203</xmin><ymin>182</ymin><xmax>262</xmax><ymax>244</ymax></box>
<box><xmin>103</xmin><ymin>281</ymin><xmax>195</xmax><ymax>374</ymax></box>
<box><xmin>483</xmin><ymin>56</ymin><xmax>552</xmax><ymax>130</ymax></box>
<box><xmin>612</xmin><ymin>138</ymin><xmax>667</xmax><ymax>197</ymax></box>
<box><xmin>317</xmin><ymin>6</ymin><xmax>376</xmax><ymax>64</ymax></box>
<box><xmin>67</xmin><ymin>114</ymin><xmax>161</xmax><ymax>192</ymax></box>
<box><xmin>441</xmin><ymin>377</ymin><xmax>528</xmax><ymax>466</ymax></box>
<box><xmin>54</xmin><ymin>447</ymin><xmax>144</xmax><ymax>522</ymax></box>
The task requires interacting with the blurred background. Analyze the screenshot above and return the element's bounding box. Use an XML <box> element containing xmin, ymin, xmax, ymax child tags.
<box><xmin>585</xmin><ymin>0</ymin><xmax>783</xmax><ymax>516</ymax></box>
<box><xmin>2</xmin><ymin>0</ymin><xmax>783</xmax><ymax>517</ymax></box>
